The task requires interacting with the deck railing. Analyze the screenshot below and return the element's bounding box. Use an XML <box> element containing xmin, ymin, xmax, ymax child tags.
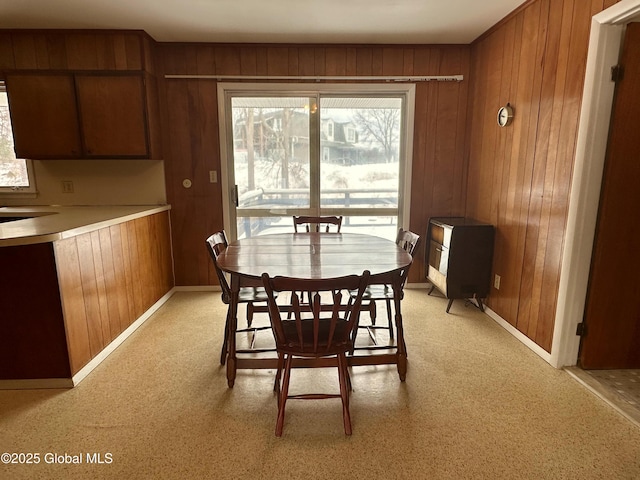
<box><xmin>237</xmin><ymin>187</ymin><xmax>398</xmax><ymax>237</ymax></box>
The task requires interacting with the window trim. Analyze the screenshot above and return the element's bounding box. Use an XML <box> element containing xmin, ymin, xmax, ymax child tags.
<box><xmin>217</xmin><ymin>82</ymin><xmax>415</xmax><ymax>240</ymax></box>
<box><xmin>0</xmin><ymin>81</ymin><xmax>38</xmax><ymax>196</ymax></box>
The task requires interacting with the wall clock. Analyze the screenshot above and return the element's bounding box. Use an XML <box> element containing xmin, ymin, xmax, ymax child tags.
<box><xmin>497</xmin><ymin>103</ymin><xmax>514</xmax><ymax>127</ymax></box>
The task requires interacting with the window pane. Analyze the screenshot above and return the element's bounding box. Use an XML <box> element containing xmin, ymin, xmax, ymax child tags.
<box><xmin>319</xmin><ymin>97</ymin><xmax>402</xmax><ymax>210</ymax></box>
<box><xmin>0</xmin><ymin>90</ymin><xmax>30</xmax><ymax>188</ymax></box>
<box><xmin>221</xmin><ymin>85</ymin><xmax>412</xmax><ymax>242</ymax></box>
<box><xmin>236</xmin><ymin>216</ymin><xmax>293</xmax><ymax>239</ymax></box>
<box><xmin>232</xmin><ymin>97</ymin><xmax>311</xmax><ymax>213</ymax></box>
<box><xmin>340</xmin><ymin>215</ymin><xmax>398</xmax><ymax>241</ymax></box>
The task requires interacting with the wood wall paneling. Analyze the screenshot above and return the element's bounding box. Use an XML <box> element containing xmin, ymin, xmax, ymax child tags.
<box><xmin>55</xmin><ymin>211</ymin><xmax>173</xmax><ymax>375</ymax></box>
<box><xmin>159</xmin><ymin>44</ymin><xmax>471</xmax><ymax>285</ymax></box>
<box><xmin>0</xmin><ymin>32</ymin><xmax>15</xmax><ymax>70</ymax></box>
<box><xmin>100</xmin><ymin>227</ymin><xmax>124</xmax><ymax>339</ymax></box>
<box><xmin>2</xmin><ymin>30</ymin><xmax>146</xmax><ymax>73</ymax></box>
<box><xmin>76</xmin><ymin>232</ymin><xmax>107</xmax><ymax>357</ymax></box>
<box><xmin>54</xmin><ymin>238</ymin><xmax>93</xmax><ymax>375</ymax></box>
<box><xmin>466</xmin><ymin>0</ymin><xmax>616</xmax><ymax>352</ymax></box>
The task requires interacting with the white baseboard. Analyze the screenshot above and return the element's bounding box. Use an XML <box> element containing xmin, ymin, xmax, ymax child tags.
<box><xmin>70</xmin><ymin>289</ymin><xmax>176</xmax><ymax>386</ymax></box>
<box><xmin>484</xmin><ymin>306</ymin><xmax>553</xmax><ymax>365</ymax></box>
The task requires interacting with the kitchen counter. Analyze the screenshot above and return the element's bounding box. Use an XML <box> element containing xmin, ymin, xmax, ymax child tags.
<box><xmin>0</xmin><ymin>205</ymin><xmax>171</xmax><ymax>247</ymax></box>
<box><xmin>0</xmin><ymin>205</ymin><xmax>174</xmax><ymax>387</ymax></box>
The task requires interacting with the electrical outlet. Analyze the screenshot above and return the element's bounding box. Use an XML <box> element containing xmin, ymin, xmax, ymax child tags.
<box><xmin>62</xmin><ymin>180</ymin><xmax>74</xmax><ymax>193</ymax></box>
<box><xmin>209</xmin><ymin>170</ymin><xmax>217</xmax><ymax>183</ymax></box>
<box><xmin>494</xmin><ymin>274</ymin><xmax>501</xmax><ymax>290</ymax></box>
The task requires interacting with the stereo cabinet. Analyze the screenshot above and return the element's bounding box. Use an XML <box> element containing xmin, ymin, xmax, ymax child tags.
<box><xmin>426</xmin><ymin>217</ymin><xmax>495</xmax><ymax>313</ymax></box>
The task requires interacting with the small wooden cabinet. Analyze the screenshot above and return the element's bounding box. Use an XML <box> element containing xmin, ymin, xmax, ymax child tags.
<box><xmin>426</xmin><ymin>217</ymin><xmax>495</xmax><ymax>313</ymax></box>
<box><xmin>5</xmin><ymin>71</ymin><xmax>159</xmax><ymax>159</ymax></box>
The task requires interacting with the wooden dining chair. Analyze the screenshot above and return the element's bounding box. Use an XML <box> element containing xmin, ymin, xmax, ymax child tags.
<box><xmin>261</xmin><ymin>270</ymin><xmax>371</xmax><ymax>436</ymax></box>
<box><xmin>205</xmin><ymin>231</ymin><xmax>273</xmax><ymax>365</ymax></box>
<box><xmin>350</xmin><ymin>228</ymin><xmax>420</xmax><ymax>346</ymax></box>
<box><xmin>293</xmin><ymin>215</ymin><xmax>343</xmax><ymax>233</ymax></box>
<box><xmin>289</xmin><ymin>215</ymin><xmax>343</xmax><ymax>316</ymax></box>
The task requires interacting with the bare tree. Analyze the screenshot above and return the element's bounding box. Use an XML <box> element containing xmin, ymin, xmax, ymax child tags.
<box><xmin>352</xmin><ymin>108</ymin><xmax>400</xmax><ymax>163</ymax></box>
<box><xmin>257</xmin><ymin>108</ymin><xmax>293</xmax><ymax>189</ymax></box>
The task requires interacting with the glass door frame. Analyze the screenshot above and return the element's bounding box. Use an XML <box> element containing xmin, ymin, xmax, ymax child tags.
<box><xmin>217</xmin><ymin>82</ymin><xmax>416</xmax><ymax>240</ymax></box>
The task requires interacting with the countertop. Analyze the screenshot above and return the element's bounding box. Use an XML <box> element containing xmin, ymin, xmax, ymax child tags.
<box><xmin>0</xmin><ymin>205</ymin><xmax>171</xmax><ymax>247</ymax></box>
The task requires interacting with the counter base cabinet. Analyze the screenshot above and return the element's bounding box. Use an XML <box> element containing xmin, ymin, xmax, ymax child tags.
<box><xmin>0</xmin><ymin>243</ymin><xmax>71</xmax><ymax>379</ymax></box>
<box><xmin>426</xmin><ymin>217</ymin><xmax>495</xmax><ymax>313</ymax></box>
<box><xmin>0</xmin><ymin>211</ymin><xmax>173</xmax><ymax>382</ymax></box>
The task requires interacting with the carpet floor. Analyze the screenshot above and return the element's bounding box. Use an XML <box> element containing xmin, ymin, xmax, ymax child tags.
<box><xmin>1</xmin><ymin>289</ymin><xmax>639</xmax><ymax>479</ymax></box>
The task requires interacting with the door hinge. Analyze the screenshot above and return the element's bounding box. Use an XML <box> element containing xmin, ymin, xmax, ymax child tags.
<box><xmin>611</xmin><ymin>64</ymin><xmax>624</xmax><ymax>82</ymax></box>
<box><xmin>576</xmin><ymin>322</ymin><xmax>587</xmax><ymax>336</ymax></box>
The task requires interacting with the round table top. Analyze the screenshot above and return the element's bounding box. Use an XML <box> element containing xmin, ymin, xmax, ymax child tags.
<box><xmin>217</xmin><ymin>232</ymin><xmax>412</xmax><ymax>281</ymax></box>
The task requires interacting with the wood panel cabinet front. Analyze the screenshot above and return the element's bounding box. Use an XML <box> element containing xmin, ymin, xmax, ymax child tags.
<box><xmin>75</xmin><ymin>74</ymin><xmax>149</xmax><ymax>157</ymax></box>
<box><xmin>5</xmin><ymin>73</ymin><xmax>82</xmax><ymax>158</ymax></box>
<box><xmin>5</xmin><ymin>72</ymin><xmax>155</xmax><ymax>159</ymax></box>
<box><xmin>55</xmin><ymin>211</ymin><xmax>174</xmax><ymax>376</ymax></box>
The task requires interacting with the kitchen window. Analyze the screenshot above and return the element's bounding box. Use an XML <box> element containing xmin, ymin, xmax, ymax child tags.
<box><xmin>0</xmin><ymin>82</ymin><xmax>36</xmax><ymax>195</ymax></box>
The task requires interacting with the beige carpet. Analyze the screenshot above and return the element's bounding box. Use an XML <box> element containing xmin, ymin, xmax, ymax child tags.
<box><xmin>1</xmin><ymin>289</ymin><xmax>640</xmax><ymax>479</ymax></box>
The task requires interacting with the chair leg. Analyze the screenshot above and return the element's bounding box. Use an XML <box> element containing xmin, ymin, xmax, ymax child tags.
<box><xmin>275</xmin><ymin>354</ymin><xmax>293</xmax><ymax>437</ymax></box>
<box><xmin>247</xmin><ymin>302</ymin><xmax>254</xmax><ymax>328</ymax></box>
<box><xmin>274</xmin><ymin>352</ymin><xmax>284</xmax><ymax>394</ymax></box>
<box><xmin>349</xmin><ymin>299</ymin><xmax>360</xmax><ymax>354</ymax></box>
<box><xmin>220</xmin><ymin>309</ymin><xmax>231</xmax><ymax>365</ymax></box>
<box><xmin>370</xmin><ymin>300</ymin><xmax>377</xmax><ymax>325</ymax></box>
<box><xmin>386</xmin><ymin>298</ymin><xmax>394</xmax><ymax>340</ymax></box>
<box><xmin>337</xmin><ymin>353</ymin><xmax>352</xmax><ymax>435</ymax></box>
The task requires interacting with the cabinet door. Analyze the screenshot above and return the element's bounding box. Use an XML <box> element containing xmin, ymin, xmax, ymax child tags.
<box><xmin>5</xmin><ymin>74</ymin><xmax>82</xmax><ymax>158</ymax></box>
<box><xmin>75</xmin><ymin>74</ymin><xmax>149</xmax><ymax>157</ymax></box>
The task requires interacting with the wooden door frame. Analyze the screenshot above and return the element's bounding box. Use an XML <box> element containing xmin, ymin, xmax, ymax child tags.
<box><xmin>552</xmin><ymin>0</ymin><xmax>640</xmax><ymax>368</ymax></box>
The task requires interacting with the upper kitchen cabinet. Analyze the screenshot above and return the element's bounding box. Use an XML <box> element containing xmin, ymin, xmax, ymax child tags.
<box><xmin>75</xmin><ymin>74</ymin><xmax>149</xmax><ymax>157</ymax></box>
<box><xmin>4</xmin><ymin>73</ymin><xmax>82</xmax><ymax>158</ymax></box>
<box><xmin>5</xmin><ymin>71</ymin><xmax>160</xmax><ymax>159</ymax></box>
<box><xmin>1</xmin><ymin>30</ymin><xmax>161</xmax><ymax>159</ymax></box>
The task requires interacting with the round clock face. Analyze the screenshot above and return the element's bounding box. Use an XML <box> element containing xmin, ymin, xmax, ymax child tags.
<box><xmin>497</xmin><ymin>105</ymin><xmax>514</xmax><ymax>127</ymax></box>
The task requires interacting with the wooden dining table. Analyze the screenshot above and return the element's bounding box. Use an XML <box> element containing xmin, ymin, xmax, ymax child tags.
<box><xmin>216</xmin><ymin>232</ymin><xmax>413</xmax><ymax>387</ymax></box>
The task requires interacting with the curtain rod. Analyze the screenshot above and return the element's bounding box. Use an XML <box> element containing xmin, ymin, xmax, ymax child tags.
<box><xmin>164</xmin><ymin>74</ymin><xmax>463</xmax><ymax>82</ymax></box>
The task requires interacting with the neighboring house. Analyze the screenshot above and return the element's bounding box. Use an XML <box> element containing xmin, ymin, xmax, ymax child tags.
<box><xmin>234</xmin><ymin>109</ymin><xmax>386</xmax><ymax>166</ymax></box>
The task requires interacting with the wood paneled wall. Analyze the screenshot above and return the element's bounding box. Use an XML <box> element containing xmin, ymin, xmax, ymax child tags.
<box><xmin>466</xmin><ymin>0</ymin><xmax>621</xmax><ymax>352</ymax></box>
<box><xmin>55</xmin><ymin>211</ymin><xmax>173</xmax><ymax>374</ymax></box>
<box><xmin>158</xmin><ymin>43</ymin><xmax>471</xmax><ymax>286</ymax></box>
<box><xmin>0</xmin><ymin>29</ymin><xmax>156</xmax><ymax>73</ymax></box>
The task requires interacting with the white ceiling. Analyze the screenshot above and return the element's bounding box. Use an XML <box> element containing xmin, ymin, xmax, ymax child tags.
<box><xmin>0</xmin><ymin>0</ymin><xmax>526</xmax><ymax>44</ymax></box>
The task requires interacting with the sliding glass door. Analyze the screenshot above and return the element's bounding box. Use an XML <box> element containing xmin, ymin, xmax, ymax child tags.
<box><xmin>218</xmin><ymin>83</ymin><xmax>414</xmax><ymax>241</ymax></box>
